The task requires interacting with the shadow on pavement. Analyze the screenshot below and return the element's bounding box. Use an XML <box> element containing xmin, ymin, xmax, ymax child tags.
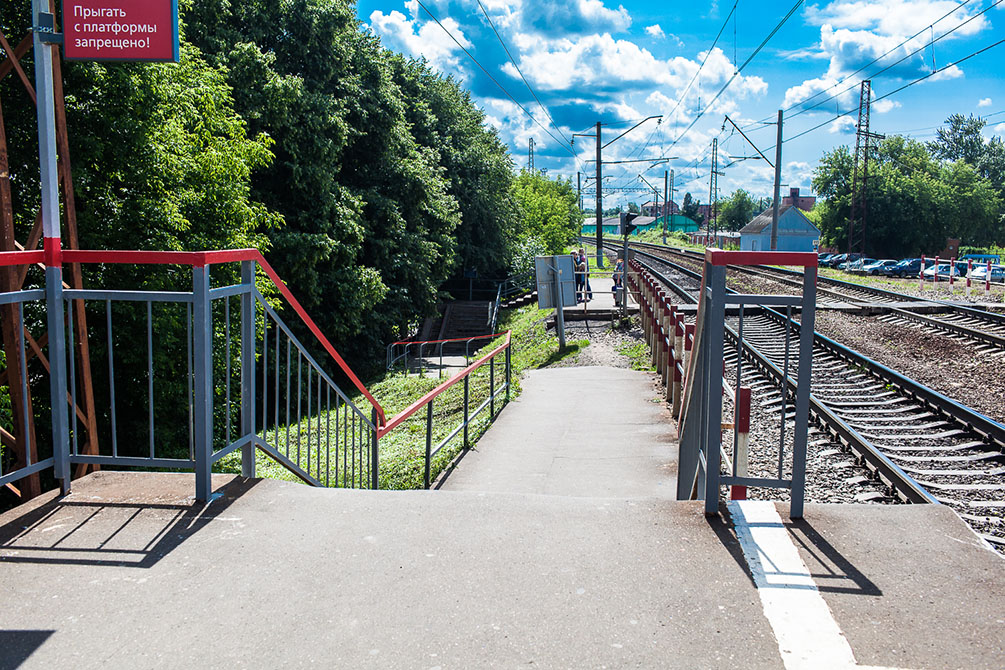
<box><xmin>0</xmin><ymin>477</ymin><xmax>260</xmax><ymax>570</ymax></box>
<box><xmin>0</xmin><ymin>630</ymin><xmax>54</xmax><ymax>670</ymax></box>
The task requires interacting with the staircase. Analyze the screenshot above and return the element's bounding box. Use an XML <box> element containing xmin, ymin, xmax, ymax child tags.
<box><xmin>439</xmin><ymin>301</ymin><xmax>493</xmax><ymax>352</ymax></box>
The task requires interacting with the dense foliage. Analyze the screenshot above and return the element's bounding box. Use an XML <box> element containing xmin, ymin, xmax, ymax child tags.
<box><xmin>0</xmin><ymin>0</ymin><xmax>562</xmax><ymax>380</ymax></box>
<box><xmin>717</xmin><ymin>189</ymin><xmax>759</xmax><ymax>232</ymax></box>
<box><xmin>812</xmin><ymin>126</ymin><xmax>1003</xmax><ymax>257</ymax></box>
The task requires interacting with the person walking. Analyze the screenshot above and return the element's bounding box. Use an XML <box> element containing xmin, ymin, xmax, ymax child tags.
<box><xmin>577</xmin><ymin>248</ymin><xmax>593</xmax><ymax>301</ymax></box>
<box><xmin>572</xmin><ymin>251</ymin><xmax>585</xmax><ymax>302</ymax></box>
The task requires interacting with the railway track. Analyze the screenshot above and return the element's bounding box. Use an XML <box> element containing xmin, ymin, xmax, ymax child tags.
<box><xmin>604</xmin><ymin>243</ymin><xmax>1005</xmax><ymax>551</ymax></box>
<box><xmin>633</xmin><ymin>242</ymin><xmax>1005</xmax><ymax>354</ymax></box>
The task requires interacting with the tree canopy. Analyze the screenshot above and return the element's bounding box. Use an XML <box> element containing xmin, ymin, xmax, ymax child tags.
<box><xmin>717</xmin><ymin>189</ymin><xmax>758</xmax><ymax>232</ymax></box>
<box><xmin>812</xmin><ymin>132</ymin><xmax>1002</xmax><ymax>257</ymax></box>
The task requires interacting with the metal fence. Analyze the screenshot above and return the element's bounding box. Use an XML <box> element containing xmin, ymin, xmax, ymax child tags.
<box><xmin>1</xmin><ymin>248</ymin><xmax>512</xmax><ymax>502</ymax></box>
<box><xmin>627</xmin><ymin>250</ymin><xmax>817</xmax><ymax>517</ymax></box>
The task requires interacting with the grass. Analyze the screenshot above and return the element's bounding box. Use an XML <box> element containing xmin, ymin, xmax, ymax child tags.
<box><xmin>218</xmin><ymin>302</ymin><xmax>587</xmax><ymax>489</ymax></box>
<box><xmin>616</xmin><ymin>340</ymin><xmax>655</xmax><ymax>371</ymax></box>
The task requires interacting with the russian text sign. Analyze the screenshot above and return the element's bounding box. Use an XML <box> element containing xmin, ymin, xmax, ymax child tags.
<box><xmin>63</xmin><ymin>1</ymin><xmax>180</xmax><ymax>62</ymax></box>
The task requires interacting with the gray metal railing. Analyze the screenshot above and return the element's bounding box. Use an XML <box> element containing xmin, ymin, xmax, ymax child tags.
<box><xmin>0</xmin><ymin>286</ymin><xmax>51</xmax><ymax>490</ymax></box>
<box><xmin>677</xmin><ymin>250</ymin><xmax>817</xmax><ymax>518</ymax></box>
<box><xmin>2</xmin><ymin>249</ymin><xmax>516</xmax><ymax>504</ymax></box>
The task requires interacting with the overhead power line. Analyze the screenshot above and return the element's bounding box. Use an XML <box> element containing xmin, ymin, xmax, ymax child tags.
<box><xmin>665</xmin><ymin>0</ymin><xmax>805</xmax><ymax>153</ymax></box>
<box><xmin>414</xmin><ymin>0</ymin><xmax>577</xmax><ymax>157</ymax></box>
<box><xmin>473</xmin><ymin>0</ymin><xmax>574</xmax><ymax>154</ymax></box>
<box><xmin>746</xmin><ymin>0</ymin><xmax>983</xmax><ymax>128</ymax></box>
<box><xmin>782</xmin><ymin>0</ymin><xmax>1002</xmax><ymax>124</ymax></box>
<box><xmin>781</xmin><ymin>38</ymin><xmax>1005</xmax><ymax>146</ymax></box>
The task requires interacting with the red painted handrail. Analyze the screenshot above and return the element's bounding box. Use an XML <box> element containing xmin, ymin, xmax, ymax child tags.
<box><xmin>390</xmin><ymin>332</ymin><xmax>502</xmax><ymax>348</ymax></box>
<box><xmin>705</xmin><ymin>249</ymin><xmax>818</xmax><ymax>268</ymax></box>
<box><xmin>378</xmin><ymin>330</ymin><xmax>511</xmax><ymax>439</ymax></box>
<box><xmin>61</xmin><ymin>248</ymin><xmax>386</xmax><ymax>425</ymax></box>
<box><xmin>0</xmin><ymin>250</ymin><xmax>44</xmax><ymax>267</ymax></box>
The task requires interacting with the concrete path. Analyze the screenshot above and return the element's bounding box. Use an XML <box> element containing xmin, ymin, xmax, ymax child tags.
<box><xmin>2</xmin><ymin>364</ymin><xmax>1004</xmax><ymax>669</ymax></box>
<box><xmin>439</xmin><ymin>366</ymin><xmax>676</xmax><ymax>498</ymax></box>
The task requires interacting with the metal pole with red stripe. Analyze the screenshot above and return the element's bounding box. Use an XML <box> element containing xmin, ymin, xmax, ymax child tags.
<box><xmin>730</xmin><ymin>387</ymin><xmax>751</xmax><ymax>501</ymax></box>
<box><xmin>35</xmin><ymin>0</ymin><xmax>71</xmax><ymax>494</ymax></box>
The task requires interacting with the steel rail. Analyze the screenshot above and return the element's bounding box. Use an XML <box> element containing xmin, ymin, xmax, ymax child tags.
<box><xmin>630</xmin><ymin>242</ymin><xmax>1005</xmax><ymax>350</ymax></box>
<box><xmin>643</xmin><ymin>242</ymin><xmax>1005</xmax><ymax>326</ymax></box>
<box><xmin>632</xmin><ymin>246</ymin><xmax>1005</xmax><ymax>447</ymax></box>
<box><xmin>629</xmin><ymin>251</ymin><xmax>938</xmax><ymax>504</ymax></box>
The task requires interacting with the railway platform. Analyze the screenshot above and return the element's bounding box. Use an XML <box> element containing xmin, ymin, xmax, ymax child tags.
<box><xmin>2</xmin><ymin>366</ymin><xmax>1003</xmax><ymax>669</ymax></box>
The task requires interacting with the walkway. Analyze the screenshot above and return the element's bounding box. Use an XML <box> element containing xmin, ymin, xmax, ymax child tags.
<box><xmin>1</xmin><ymin>366</ymin><xmax>1004</xmax><ymax>669</ymax></box>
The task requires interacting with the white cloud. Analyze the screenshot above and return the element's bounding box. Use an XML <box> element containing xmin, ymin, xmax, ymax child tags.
<box><xmin>978</xmin><ymin>97</ymin><xmax>993</xmax><ymax>108</ymax></box>
<box><xmin>872</xmin><ymin>99</ymin><xmax>901</xmax><ymax>113</ymax></box>
<box><xmin>829</xmin><ymin>116</ymin><xmax>857</xmax><ymax>134</ymax></box>
<box><xmin>805</xmin><ymin>1</ymin><xmax>988</xmax><ymax>38</ymax></box>
<box><xmin>645</xmin><ymin>24</ymin><xmax>665</xmax><ymax>39</ymax></box>
<box><xmin>368</xmin><ymin>9</ymin><xmax>472</xmax><ymax>76</ymax></box>
<box><xmin>996</xmin><ymin>123</ymin><xmax>1005</xmax><ymax>135</ymax></box>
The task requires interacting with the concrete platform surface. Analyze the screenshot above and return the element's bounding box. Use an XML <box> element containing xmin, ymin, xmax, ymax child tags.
<box><xmin>1</xmin><ymin>473</ymin><xmax>1003</xmax><ymax>669</ymax></box>
<box><xmin>439</xmin><ymin>366</ymin><xmax>676</xmax><ymax>498</ymax></box>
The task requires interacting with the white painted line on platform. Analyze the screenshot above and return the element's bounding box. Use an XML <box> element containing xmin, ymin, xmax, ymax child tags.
<box><xmin>729</xmin><ymin>501</ymin><xmax>917</xmax><ymax>670</ymax></box>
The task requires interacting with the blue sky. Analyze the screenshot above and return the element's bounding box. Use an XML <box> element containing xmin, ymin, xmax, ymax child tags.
<box><xmin>356</xmin><ymin>0</ymin><xmax>1005</xmax><ymax>208</ymax></box>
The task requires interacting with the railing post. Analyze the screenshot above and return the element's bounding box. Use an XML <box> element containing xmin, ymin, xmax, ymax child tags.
<box><xmin>506</xmin><ymin>344</ymin><xmax>511</xmax><ymax>403</ymax></box>
<box><xmin>240</xmin><ymin>260</ymin><xmax>256</xmax><ymax>478</ymax></box>
<box><xmin>424</xmin><ymin>400</ymin><xmax>433</xmax><ymax>490</ymax></box>
<box><xmin>489</xmin><ymin>355</ymin><xmax>495</xmax><ymax>420</ymax></box>
<box><xmin>703</xmin><ymin>263</ymin><xmax>727</xmax><ymax>515</ymax></box>
<box><xmin>789</xmin><ymin>264</ymin><xmax>817</xmax><ymax>519</ymax></box>
<box><xmin>463</xmin><ymin>375</ymin><xmax>470</xmax><ymax>448</ymax></box>
<box><xmin>371</xmin><ymin>407</ymin><xmax>380</xmax><ymax>490</ymax></box>
<box><xmin>193</xmin><ymin>264</ymin><xmax>214</xmax><ymax>502</ymax></box>
<box><xmin>46</xmin><ymin>264</ymin><xmax>70</xmax><ymax>494</ymax></box>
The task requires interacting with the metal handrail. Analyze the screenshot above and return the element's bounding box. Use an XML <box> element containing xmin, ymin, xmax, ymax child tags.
<box><xmin>61</xmin><ymin>248</ymin><xmax>386</xmax><ymax>426</ymax></box>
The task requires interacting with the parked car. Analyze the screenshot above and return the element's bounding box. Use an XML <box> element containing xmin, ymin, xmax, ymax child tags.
<box><xmin>971</xmin><ymin>264</ymin><xmax>1005</xmax><ymax>282</ymax></box>
<box><xmin>818</xmin><ymin>252</ymin><xmax>836</xmax><ymax>264</ymax></box>
<box><xmin>839</xmin><ymin>255</ymin><xmax>871</xmax><ymax>271</ymax></box>
<box><xmin>860</xmin><ymin>259</ymin><xmax>898</xmax><ymax>275</ymax></box>
<box><xmin>826</xmin><ymin>252</ymin><xmax>863</xmax><ymax>269</ymax></box>
<box><xmin>888</xmin><ymin>258</ymin><xmax>934</xmax><ymax>278</ymax></box>
<box><xmin>922</xmin><ymin>263</ymin><xmax>961</xmax><ymax>280</ymax></box>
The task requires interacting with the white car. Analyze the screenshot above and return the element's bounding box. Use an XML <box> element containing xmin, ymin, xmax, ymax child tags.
<box><xmin>971</xmin><ymin>264</ymin><xmax>1005</xmax><ymax>282</ymax></box>
<box><xmin>921</xmin><ymin>264</ymin><xmax>961</xmax><ymax>280</ymax></box>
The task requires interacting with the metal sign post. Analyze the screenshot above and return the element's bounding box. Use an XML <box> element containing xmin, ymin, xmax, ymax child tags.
<box><xmin>535</xmin><ymin>255</ymin><xmax>576</xmax><ymax>349</ymax></box>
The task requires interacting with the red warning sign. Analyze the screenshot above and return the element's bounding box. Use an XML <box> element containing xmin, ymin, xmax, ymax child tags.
<box><xmin>62</xmin><ymin>0</ymin><xmax>179</xmax><ymax>62</ymax></box>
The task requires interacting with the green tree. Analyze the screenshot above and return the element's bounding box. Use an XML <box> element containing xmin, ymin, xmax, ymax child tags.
<box><xmin>681</xmin><ymin>192</ymin><xmax>704</xmax><ymax>226</ymax></box>
<box><xmin>718</xmin><ymin>189</ymin><xmax>758</xmax><ymax>231</ymax></box>
<box><xmin>628</xmin><ymin>202</ymin><xmax>640</xmax><ymax>214</ymax></box>
<box><xmin>512</xmin><ymin>171</ymin><xmax>581</xmax><ymax>254</ymax></box>
<box><xmin>812</xmin><ymin>136</ymin><xmax>1002</xmax><ymax>256</ymax></box>
<box><xmin>186</xmin><ymin>0</ymin><xmax>468</xmax><ymax>362</ymax></box>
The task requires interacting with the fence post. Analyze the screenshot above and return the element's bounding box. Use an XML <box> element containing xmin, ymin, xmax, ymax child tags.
<box><xmin>703</xmin><ymin>264</ymin><xmax>727</xmax><ymax>516</ymax></box>
<box><xmin>193</xmin><ymin>265</ymin><xmax>214</xmax><ymax>502</ymax></box>
<box><xmin>789</xmin><ymin>264</ymin><xmax>817</xmax><ymax>519</ymax></box>
<box><xmin>506</xmin><ymin>344</ymin><xmax>511</xmax><ymax>403</ymax></box>
<box><xmin>490</xmin><ymin>356</ymin><xmax>495</xmax><ymax>420</ymax></box>
<box><xmin>46</xmin><ymin>261</ymin><xmax>71</xmax><ymax>494</ymax></box>
<box><xmin>424</xmin><ymin>400</ymin><xmax>433</xmax><ymax>490</ymax></box>
<box><xmin>240</xmin><ymin>261</ymin><xmax>256</xmax><ymax>478</ymax></box>
<box><xmin>371</xmin><ymin>407</ymin><xmax>380</xmax><ymax>490</ymax></box>
<box><xmin>463</xmin><ymin>375</ymin><xmax>470</xmax><ymax>448</ymax></box>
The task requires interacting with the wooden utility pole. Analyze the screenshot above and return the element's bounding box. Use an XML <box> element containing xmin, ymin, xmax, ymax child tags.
<box><xmin>662</xmin><ymin>170</ymin><xmax>669</xmax><ymax>244</ymax></box>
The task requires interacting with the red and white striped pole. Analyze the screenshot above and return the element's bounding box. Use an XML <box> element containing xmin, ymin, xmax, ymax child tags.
<box><xmin>987</xmin><ymin>260</ymin><xmax>993</xmax><ymax>293</ymax></box>
<box><xmin>967</xmin><ymin>259</ymin><xmax>973</xmax><ymax>296</ymax></box>
<box><xmin>934</xmin><ymin>255</ymin><xmax>940</xmax><ymax>283</ymax></box>
<box><xmin>919</xmin><ymin>255</ymin><xmax>925</xmax><ymax>289</ymax></box>
<box><xmin>949</xmin><ymin>257</ymin><xmax>956</xmax><ymax>286</ymax></box>
<box><xmin>730</xmin><ymin>387</ymin><xmax>751</xmax><ymax>501</ymax></box>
